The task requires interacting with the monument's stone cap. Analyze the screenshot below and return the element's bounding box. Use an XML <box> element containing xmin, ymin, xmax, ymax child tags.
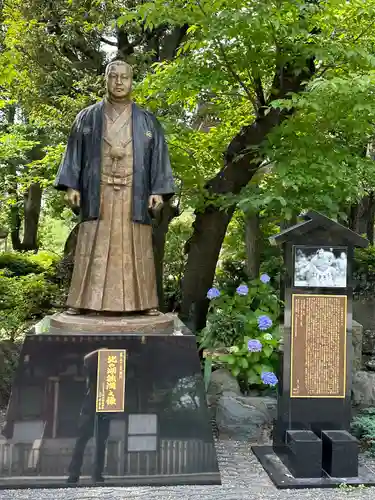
<box><xmin>269</xmin><ymin>210</ymin><xmax>369</xmax><ymax>248</ymax></box>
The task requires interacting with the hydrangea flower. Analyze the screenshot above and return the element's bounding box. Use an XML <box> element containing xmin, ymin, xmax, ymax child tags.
<box><xmin>263</xmin><ymin>333</ymin><xmax>273</xmax><ymax>341</ymax></box>
<box><xmin>236</xmin><ymin>284</ymin><xmax>249</xmax><ymax>296</ymax></box>
<box><xmin>260</xmin><ymin>273</ymin><xmax>271</xmax><ymax>284</ymax></box>
<box><xmin>207</xmin><ymin>287</ymin><xmax>220</xmax><ymax>299</ymax></box>
<box><xmin>247</xmin><ymin>339</ymin><xmax>262</xmax><ymax>352</ymax></box>
<box><xmin>258</xmin><ymin>315</ymin><xmax>273</xmax><ymax>331</ymax></box>
<box><xmin>261</xmin><ymin>371</ymin><xmax>278</xmax><ymax>386</ymax></box>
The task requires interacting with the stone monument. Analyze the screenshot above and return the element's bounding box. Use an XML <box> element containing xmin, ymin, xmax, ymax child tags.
<box><xmin>0</xmin><ymin>59</ymin><xmax>220</xmax><ymax>490</ymax></box>
<box><xmin>252</xmin><ymin>211</ymin><xmax>375</xmax><ymax>488</ymax></box>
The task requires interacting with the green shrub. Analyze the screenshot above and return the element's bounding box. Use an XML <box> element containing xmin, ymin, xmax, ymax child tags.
<box><xmin>215</xmin><ymin>259</ymin><xmax>248</xmax><ymax>296</ymax></box>
<box><xmin>200</xmin><ymin>274</ymin><xmax>282</xmax><ymax>393</ymax></box>
<box><xmin>351</xmin><ymin>408</ymin><xmax>375</xmax><ymax>455</ymax></box>
<box><xmin>28</xmin><ymin>250</ymin><xmax>60</xmax><ymax>269</ymax></box>
<box><xmin>163</xmin><ymin>216</ymin><xmax>192</xmax><ymax>311</ymax></box>
<box><xmin>260</xmin><ymin>254</ymin><xmax>284</xmax><ymax>286</ymax></box>
<box><xmin>0</xmin><ymin>341</ymin><xmax>21</xmax><ymax>407</ymax></box>
<box><xmin>0</xmin><ymin>252</ymin><xmax>45</xmax><ymax>276</ymax></box>
<box><xmin>0</xmin><ymin>271</ymin><xmax>59</xmax><ymax>340</ymax></box>
<box><xmin>0</xmin><ymin>250</ymin><xmax>64</xmax><ymax>407</ymax></box>
<box><xmin>354</xmin><ymin>246</ymin><xmax>375</xmax><ymax>277</ymax></box>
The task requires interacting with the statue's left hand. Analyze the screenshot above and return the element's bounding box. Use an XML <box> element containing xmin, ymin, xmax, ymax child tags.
<box><xmin>148</xmin><ymin>194</ymin><xmax>163</xmax><ymax>209</ymax></box>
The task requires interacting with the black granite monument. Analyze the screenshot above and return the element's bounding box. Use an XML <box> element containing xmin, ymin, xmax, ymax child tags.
<box><xmin>252</xmin><ymin>211</ymin><xmax>375</xmax><ymax>488</ymax></box>
<box><xmin>0</xmin><ymin>320</ymin><xmax>220</xmax><ymax>489</ymax></box>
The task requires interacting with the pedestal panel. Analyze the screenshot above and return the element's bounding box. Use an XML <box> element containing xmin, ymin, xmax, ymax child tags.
<box><xmin>0</xmin><ymin>325</ymin><xmax>220</xmax><ymax>489</ymax></box>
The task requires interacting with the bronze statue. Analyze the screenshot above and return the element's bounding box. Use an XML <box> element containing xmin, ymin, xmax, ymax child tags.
<box><xmin>55</xmin><ymin>60</ymin><xmax>175</xmax><ymax>316</ymax></box>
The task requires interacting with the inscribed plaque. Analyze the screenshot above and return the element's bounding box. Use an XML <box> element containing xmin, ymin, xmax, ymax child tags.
<box><xmin>290</xmin><ymin>294</ymin><xmax>347</xmax><ymax>399</ymax></box>
<box><xmin>96</xmin><ymin>349</ymin><xmax>126</xmax><ymax>412</ymax></box>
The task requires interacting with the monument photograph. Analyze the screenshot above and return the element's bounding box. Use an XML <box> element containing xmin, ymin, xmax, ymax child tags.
<box><xmin>294</xmin><ymin>246</ymin><xmax>347</xmax><ymax>288</ymax></box>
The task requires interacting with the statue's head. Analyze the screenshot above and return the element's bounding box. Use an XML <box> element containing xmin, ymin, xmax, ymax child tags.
<box><xmin>105</xmin><ymin>59</ymin><xmax>133</xmax><ymax>100</ymax></box>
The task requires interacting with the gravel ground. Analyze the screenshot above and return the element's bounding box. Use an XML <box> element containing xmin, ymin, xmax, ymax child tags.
<box><xmin>0</xmin><ymin>440</ymin><xmax>375</xmax><ymax>500</ymax></box>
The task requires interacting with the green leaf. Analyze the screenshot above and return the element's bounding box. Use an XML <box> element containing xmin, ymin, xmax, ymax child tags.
<box><xmin>253</xmin><ymin>363</ymin><xmax>263</xmax><ymax>374</ymax></box>
<box><xmin>203</xmin><ymin>357</ymin><xmax>213</xmax><ymax>391</ymax></box>
<box><xmin>263</xmin><ymin>346</ymin><xmax>273</xmax><ymax>358</ymax></box>
<box><xmin>241</xmin><ymin>357</ymin><xmax>249</xmax><ymax>369</ymax></box>
<box><xmin>247</xmin><ymin>369</ymin><xmax>259</xmax><ymax>385</ymax></box>
<box><xmin>225</xmin><ymin>355</ymin><xmax>236</xmax><ymax>365</ymax></box>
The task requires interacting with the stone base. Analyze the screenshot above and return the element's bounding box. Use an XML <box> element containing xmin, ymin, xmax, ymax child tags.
<box><xmin>252</xmin><ymin>446</ymin><xmax>375</xmax><ymax>489</ymax></box>
<box><xmin>0</xmin><ymin>326</ymin><xmax>220</xmax><ymax>489</ymax></box>
<box><xmin>49</xmin><ymin>311</ymin><xmax>174</xmax><ymax>335</ymax></box>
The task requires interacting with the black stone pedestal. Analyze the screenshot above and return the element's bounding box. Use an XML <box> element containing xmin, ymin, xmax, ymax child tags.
<box><xmin>284</xmin><ymin>430</ymin><xmax>322</xmax><ymax>478</ymax></box>
<box><xmin>252</xmin><ymin>445</ymin><xmax>375</xmax><ymax>489</ymax></box>
<box><xmin>0</xmin><ymin>320</ymin><xmax>220</xmax><ymax>490</ymax></box>
<box><xmin>322</xmin><ymin>430</ymin><xmax>359</xmax><ymax>478</ymax></box>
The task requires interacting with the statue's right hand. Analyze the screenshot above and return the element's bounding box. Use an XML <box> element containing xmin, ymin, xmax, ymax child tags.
<box><xmin>67</xmin><ymin>188</ymin><xmax>81</xmax><ymax>208</ymax></box>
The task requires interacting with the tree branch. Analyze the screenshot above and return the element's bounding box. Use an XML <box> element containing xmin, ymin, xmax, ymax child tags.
<box><xmin>195</xmin><ymin>1</ymin><xmax>256</xmax><ymax>107</ymax></box>
<box><xmin>254</xmin><ymin>77</ymin><xmax>266</xmax><ymax>109</ymax></box>
<box><xmin>100</xmin><ymin>36</ymin><xmax>118</xmax><ymax>47</ymax></box>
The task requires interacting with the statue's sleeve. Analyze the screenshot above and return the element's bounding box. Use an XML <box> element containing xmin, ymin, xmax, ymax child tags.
<box><xmin>150</xmin><ymin>118</ymin><xmax>175</xmax><ymax>199</ymax></box>
<box><xmin>54</xmin><ymin>111</ymin><xmax>85</xmax><ymax>191</ymax></box>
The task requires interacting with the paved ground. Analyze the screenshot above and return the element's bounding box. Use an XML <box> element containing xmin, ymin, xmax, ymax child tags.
<box><xmin>1</xmin><ymin>440</ymin><xmax>375</xmax><ymax>500</ymax></box>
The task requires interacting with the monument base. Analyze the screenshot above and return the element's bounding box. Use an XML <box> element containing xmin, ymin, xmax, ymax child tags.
<box><xmin>49</xmin><ymin>311</ymin><xmax>175</xmax><ymax>334</ymax></box>
<box><xmin>0</xmin><ymin>472</ymin><xmax>219</xmax><ymax>490</ymax></box>
<box><xmin>0</xmin><ymin>317</ymin><xmax>220</xmax><ymax>490</ymax></box>
<box><xmin>252</xmin><ymin>446</ymin><xmax>375</xmax><ymax>489</ymax></box>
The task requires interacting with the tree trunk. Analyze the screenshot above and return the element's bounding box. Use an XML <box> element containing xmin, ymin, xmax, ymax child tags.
<box><xmin>10</xmin><ymin>204</ymin><xmax>22</xmax><ymax>251</ymax></box>
<box><xmin>367</xmin><ymin>192</ymin><xmax>375</xmax><ymax>244</ymax></box>
<box><xmin>244</xmin><ymin>212</ymin><xmax>261</xmax><ymax>279</ymax></box>
<box><xmin>22</xmin><ymin>183</ymin><xmax>42</xmax><ymax>251</ymax></box>
<box><xmin>180</xmin><ymin>59</ymin><xmax>315</xmax><ymax>331</ymax></box>
<box><xmin>349</xmin><ymin>203</ymin><xmax>360</xmax><ymax>232</ymax></box>
<box><xmin>9</xmin><ymin>183</ymin><xmax>42</xmax><ymax>252</ymax></box>
<box><xmin>152</xmin><ymin>202</ymin><xmax>179</xmax><ymax>312</ymax></box>
<box><xmin>181</xmin><ymin>207</ymin><xmax>234</xmax><ymax>330</ymax></box>
<box><xmin>350</xmin><ymin>196</ymin><xmax>375</xmax><ymax>242</ymax></box>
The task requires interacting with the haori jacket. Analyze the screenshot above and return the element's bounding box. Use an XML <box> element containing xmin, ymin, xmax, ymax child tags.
<box><xmin>54</xmin><ymin>100</ymin><xmax>175</xmax><ymax>225</ymax></box>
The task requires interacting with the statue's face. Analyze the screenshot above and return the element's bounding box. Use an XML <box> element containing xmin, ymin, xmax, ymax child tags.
<box><xmin>106</xmin><ymin>62</ymin><xmax>132</xmax><ymax>99</ymax></box>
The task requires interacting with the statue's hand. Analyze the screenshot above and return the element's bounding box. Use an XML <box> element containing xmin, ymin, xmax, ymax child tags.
<box><xmin>148</xmin><ymin>194</ymin><xmax>163</xmax><ymax>209</ymax></box>
<box><xmin>67</xmin><ymin>188</ymin><xmax>81</xmax><ymax>208</ymax></box>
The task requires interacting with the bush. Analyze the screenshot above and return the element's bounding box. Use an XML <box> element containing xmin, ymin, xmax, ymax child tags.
<box><xmin>0</xmin><ymin>252</ymin><xmax>45</xmax><ymax>276</ymax></box>
<box><xmin>200</xmin><ymin>274</ymin><xmax>282</xmax><ymax>393</ymax></box>
<box><xmin>163</xmin><ymin>215</ymin><xmax>192</xmax><ymax>311</ymax></box>
<box><xmin>351</xmin><ymin>408</ymin><xmax>375</xmax><ymax>455</ymax></box>
<box><xmin>0</xmin><ymin>250</ymin><xmax>63</xmax><ymax>407</ymax></box>
<box><xmin>0</xmin><ymin>271</ymin><xmax>59</xmax><ymax>340</ymax></box>
<box><xmin>28</xmin><ymin>250</ymin><xmax>60</xmax><ymax>270</ymax></box>
<box><xmin>354</xmin><ymin>246</ymin><xmax>375</xmax><ymax>276</ymax></box>
<box><xmin>215</xmin><ymin>259</ymin><xmax>248</xmax><ymax>296</ymax></box>
<box><xmin>0</xmin><ymin>341</ymin><xmax>21</xmax><ymax>407</ymax></box>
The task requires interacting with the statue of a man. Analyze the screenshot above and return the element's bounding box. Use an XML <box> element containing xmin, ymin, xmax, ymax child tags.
<box><xmin>54</xmin><ymin>59</ymin><xmax>175</xmax><ymax>316</ymax></box>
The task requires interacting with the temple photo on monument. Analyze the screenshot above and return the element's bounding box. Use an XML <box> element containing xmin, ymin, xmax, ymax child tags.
<box><xmin>294</xmin><ymin>246</ymin><xmax>347</xmax><ymax>288</ymax></box>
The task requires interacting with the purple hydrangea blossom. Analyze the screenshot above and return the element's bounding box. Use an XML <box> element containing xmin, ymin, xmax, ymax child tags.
<box><xmin>236</xmin><ymin>284</ymin><xmax>249</xmax><ymax>296</ymax></box>
<box><xmin>260</xmin><ymin>273</ymin><xmax>271</xmax><ymax>284</ymax></box>
<box><xmin>247</xmin><ymin>339</ymin><xmax>263</xmax><ymax>352</ymax></box>
<box><xmin>207</xmin><ymin>287</ymin><xmax>220</xmax><ymax>299</ymax></box>
<box><xmin>258</xmin><ymin>315</ymin><xmax>273</xmax><ymax>331</ymax></box>
<box><xmin>261</xmin><ymin>371</ymin><xmax>278</xmax><ymax>386</ymax></box>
